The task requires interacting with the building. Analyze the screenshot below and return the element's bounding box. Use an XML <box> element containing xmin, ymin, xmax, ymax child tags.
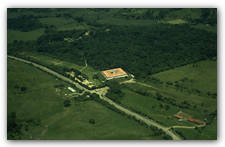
<box><xmin>68</xmin><ymin>87</ymin><xmax>76</xmax><ymax>93</ymax></box>
<box><xmin>174</xmin><ymin>111</ymin><xmax>205</xmax><ymax>125</ymax></box>
<box><xmin>102</xmin><ymin>68</ymin><xmax>128</xmax><ymax>80</ymax></box>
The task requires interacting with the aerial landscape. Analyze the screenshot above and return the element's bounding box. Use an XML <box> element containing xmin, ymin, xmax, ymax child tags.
<box><xmin>7</xmin><ymin>8</ymin><xmax>217</xmax><ymax>140</ymax></box>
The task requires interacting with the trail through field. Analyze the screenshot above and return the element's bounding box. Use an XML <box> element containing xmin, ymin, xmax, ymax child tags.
<box><xmin>40</xmin><ymin>125</ymin><xmax>48</xmax><ymax>137</ymax></box>
<box><xmin>80</xmin><ymin>57</ymin><xmax>87</xmax><ymax>72</ymax></box>
<box><xmin>121</xmin><ymin>78</ymin><xmax>158</xmax><ymax>90</ymax></box>
<box><xmin>170</xmin><ymin>122</ymin><xmax>206</xmax><ymax>129</ymax></box>
<box><xmin>120</xmin><ymin>78</ymin><xmax>136</xmax><ymax>84</ymax></box>
<box><xmin>121</xmin><ymin>78</ymin><xmax>207</xmax><ymax>131</ymax></box>
<box><xmin>8</xmin><ymin>55</ymin><xmax>182</xmax><ymax>140</ymax></box>
<box><xmin>136</xmin><ymin>81</ymin><xmax>158</xmax><ymax>90</ymax></box>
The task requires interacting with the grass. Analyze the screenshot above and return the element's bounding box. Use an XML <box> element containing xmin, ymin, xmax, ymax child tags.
<box><xmin>18</xmin><ymin>51</ymin><xmax>102</xmax><ymax>86</ymax></box>
<box><xmin>97</xmin><ymin>17</ymin><xmax>157</xmax><ymax>26</ymax></box>
<box><xmin>7</xmin><ymin>29</ymin><xmax>44</xmax><ymax>43</ymax></box>
<box><xmin>166</xmin><ymin>19</ymin><xmax>187</xmax><ymax>24</ymax></box>
<box><xmin>191</xmin><ymin>24</ymin><xmax>217</xmax><ymax>33</ymax></box>
<box><xmin>57</xmin><ymin>23</ymin><xmax>91</xmax><ymax>31</ymax></box>
<box><xmin>118</xmin><ymin>59</ymin><xmax>217</xmax><ymax>139</ymax></box>
<box><xmin>151</xmin><ymin>59</ymin><xmax>217</xmax><ymax>94</ymax></box>
<box><xmin>120</xmin><ymin>88</ymin><xmax>195</xmax><ymax>127</ymax></box>
<box><xmin>148</xmin><ymin>59</ymin><xmax>217</xmax><ymax>140</ymax></box>
<box><xmin>174</xmin><ymin>118</ymin><xmax>217</xmax><ymax>140</ymax></box>
<box><xmin>7</xmin><ymin>58</ymin><xmax>70</xmax><ymax>121</ymax></box>
<box><xmin>39</xmin><ymin>17</ymin><xmax>76</xmax><ymax>27</ymax></box>
<box><xmin>7</xmin><ymin>58</ymin><xmax>165</xmax><ymax>140</ymax></box>
<box><xmin>39</xmin><ymin>17</ymin><xmax>91</xmax><ymax>31</ymax></box>
<box><xmin>40</xmin><ymin>101</ymin><xmax>163</xmax><ymax>140</ymax></box>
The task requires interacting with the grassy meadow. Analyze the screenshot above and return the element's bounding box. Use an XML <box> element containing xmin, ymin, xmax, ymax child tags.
<box><xmin>7</xmin><ymin>8</ymin><xmax>217</xmax><ymax>140</ymax></box>
<box><xmin>7</xmin><ymin>29</ymin><xmax>44</xmax><ymax>43</ymax></box>
<box><xmin>118</xmin><ymin>59</ymin><xmax>217</xmax><ymax>139</ymax></box>
<box><xmin>7</xmin><ymin>58</ymin><xmax>166</xmax><ymax>140</ymax></box>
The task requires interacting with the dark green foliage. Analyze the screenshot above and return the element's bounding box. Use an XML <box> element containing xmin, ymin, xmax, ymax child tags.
<box><xmin>105</xmin><ymin>81</ymin><xmax>124</xmax><ymax>103</ymax></box>
<box><xmin>20</xmin><ymin>86</ymin><xmax>27</xmax><ymax>92</ymax></box>
<box><xmin>13</xmin><ymin>84</ymin><xmax>27</xmax><ymax>93</ymax></box>
<box><xmin>174</xmin><ymin>130</ymin><xmax>186</xmax><ymax>139</ymax></box>
<box><xmin>7</xmin><ymin>8</ymin><xmax>217</xmax><ymax>140</ymax></box>
<box><xmin>7</xmin><ymin>112</ymin><xmax>41</xmax><ymax>140</ymax></box>
<box><xmin>91</xmin><ymin>92</ymin><xmax>172</xmax><ymax>139</ymax></box>
<box><xmin>93</xmin><ymin>74</ymin><xmax>98</xmax><ymax>80</ymax></box>
<box><xmin>74</xmin><ymin>93</ymin><xmax>92</xmax><ymax>102</ymax></box>
<box><xmin>54</xmin><ymin>84</ymin><xmax>65</xmax><ymax>88</ymax></box>
<box><xmin>8</xmin><ymin>23</ymin><xmax>217</xmax><ymax>80</ymax></box>
<box><xmin>200</xmin><ymin>9</ymin><xmax>217</xmax><ymax>25</ymax></box>
<box><xmin>89</xmin><ymin>119</ymin><xmax>95</xmax><ymax>124</ymax></box>
<box><xmin>205</xmin><ymin>110</ymin><xmax>217</xmax><ymax>125</ymax></box>
<box><xmin>63</xmin><ymin>100</ymin><xmax>71</xmax><ymax>107</ymax></box>
<box><xmin>7</xmin><ymin>15</ymin><xmax>43</xmax><ymax>32</ymax></box>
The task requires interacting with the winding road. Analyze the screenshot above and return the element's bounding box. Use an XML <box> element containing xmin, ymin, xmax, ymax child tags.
<box><xmin>8</xmin><ymin>55</ymin><xmax>182</xmax><ymax>140</ymax></box>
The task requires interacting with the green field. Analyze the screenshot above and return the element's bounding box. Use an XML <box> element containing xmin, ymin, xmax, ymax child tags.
<box><xmin>152</xmin><ymin>59</ymin><xmax>217</xmax><ymax>94</ymax></box>
<box><xmin>118</xmin><ymin>59</ymin><xmax>217</xmax><ymax>139</ymax></box>
<box><xmin>120</xmin><ymin>88</ymin><xmax>195</xmax><ymax>127</ymax></box>
<box><xmin>18</xmin><ymin>51</ymin><xmax>102</xmax><ymax>86</ymax></box>
<box><xmin>174</xmin><ymin>118</ymin><xmax>217</xmax><ymax>140</ymax></box>
<box><xmin>7</xmin><ymin>29</ymin><xmax>44</xmax><ymax>43</ymax></box>
<box><xmin>7</xmin><ymin>58</ymin><xmax>167</xmax><ymax>140</ymax></box>
<box><xmin>7</xmin><ymin>8</ymin><xmax>217</xmax><ymax>140</ymax></box>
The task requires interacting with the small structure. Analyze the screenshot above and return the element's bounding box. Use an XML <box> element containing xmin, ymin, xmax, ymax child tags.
<box><xmin>82</xmin><ymin>79</ymin><xmax>95</xmax><ymax>88</ymax></box>
<box><xmin>174</xmin><ymin>111</ymin><xmax>205</xmax><ymax>125</ymax></box>
<box><xmin>65</xmin><ymin>71</ymin><xmax>75</xmax><ymax>78</ymax></box>
<box><xmin>102</xmin><ymin>68</ymin><xmax>128</xmax><ymax>80</ymax></box>
<box><xmin>68</xmin><ymin>87</ymin><xmax>76</xmax><ymax>93</ymax></box>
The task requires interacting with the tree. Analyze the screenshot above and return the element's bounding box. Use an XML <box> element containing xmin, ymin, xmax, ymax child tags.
<box><xmin>165</xmin><ymin>105</ymin><xmax>170</xmax><ymax>110</ymax></box>
<box><xmin>105</xmin><ymin>80</ymin><xmax>124</xmax><ymax>103</ymax></box>
<box><xmin>64</xmin><ymin>100</ymin><xmax>71</xmax><ymax>107</ymax></box>
<box><xmin>93</xmin><ymin>74</ymin><xmax>98</xmax><ymax>80</ymax></box>
<box><xmin>156</xmin><ymin>92</ymin><xmax>163</xmax><ymax>101</ymax></box>
<box><xmin>89</xmin><ymin>119</ymin><xmax>95</xmax><ymax>124</ymax></box>
<box><xmin>20</xmin><ymin>86</ymin><xmax>27</xmax><ymax>92</ymax></box>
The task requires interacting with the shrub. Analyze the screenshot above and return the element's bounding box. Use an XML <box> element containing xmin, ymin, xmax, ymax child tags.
<box><xmin>89</xmin><ymin>119</ymin><xmax>95</xmax><ymax>124</ymax></box>
<box><xmin>63</xmin><ymin>100</ymin><xmax>71</xmax><ymax>107</ymax></box>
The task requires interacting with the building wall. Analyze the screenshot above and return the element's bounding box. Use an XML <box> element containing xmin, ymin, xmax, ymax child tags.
<box><xmin>105</xmin><ymin>74</ymin><xmax>128</xmax><ymax>80</ymax></box>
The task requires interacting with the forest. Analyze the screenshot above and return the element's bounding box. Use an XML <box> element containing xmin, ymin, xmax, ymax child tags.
<box><xmin>7</xmin><ymin>15</ymin><xmax>43</xmax><ymax>32</ymax></box>
<box><xmin>7</xmin><ymin>8</ymin><xmax>217</xmax><ymax>140</ymax></box>
<box><xmin>8</xmin><ymin>22</ymin><xmax>217</xmax><ymax>79</ymax></box>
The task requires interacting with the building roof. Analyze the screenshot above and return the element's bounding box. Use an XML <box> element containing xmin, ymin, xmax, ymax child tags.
<box><xmin>102</xmin><ymin>68</ymin><xmax>127</xmax><ymax>79</ymax></box>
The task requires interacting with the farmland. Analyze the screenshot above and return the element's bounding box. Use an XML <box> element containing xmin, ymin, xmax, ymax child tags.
<box><xmin>8</xmin><ymin>58</ymin><xmax>170</xmax><ymax>140</ymax></box>
<box><xmin>7</xmin><ymin>29</ymin><xmax>44</xmax><ymax>43</ymax></box>
<box><xmin>7</xmin><ymin>8</ymin><xmax>217</xmax><ymax>140</ymax></box>
<box><xmin>119</xmin><ymin>59</ymin><xmax>217</xmax><ymax>139</ymax></box>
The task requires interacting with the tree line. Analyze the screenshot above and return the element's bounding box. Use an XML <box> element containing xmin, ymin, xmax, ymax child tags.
<box><xmin>8</xmin><ymin>22</ymin><xmax>217</xmax><ymax>80</ymax></box>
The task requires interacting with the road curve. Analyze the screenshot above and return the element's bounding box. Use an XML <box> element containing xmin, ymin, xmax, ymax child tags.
<box><xmin>8</xmin><ymin>55</ymin><xmax>182</xmax><ymax>140</ymax></box>
<box><xmin>170</xmin><ymin>122</ymin><xmax>206</xmax><ymax>129</ymax></box>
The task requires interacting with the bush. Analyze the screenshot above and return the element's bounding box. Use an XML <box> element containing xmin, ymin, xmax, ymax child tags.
<box><xmin>89</xmin><ymin>119</ymin><xmax>95</xmax><ymax>124</ymax></box>
<box><xmin>63</xmin><ymin>100</ymin><xmax>71</xmax><ymax>107</ymax></box>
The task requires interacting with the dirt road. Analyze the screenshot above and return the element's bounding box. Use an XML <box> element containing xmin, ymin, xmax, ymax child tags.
<box><xmin>8</xmin><ymin>55</ymin><xmax>182</xmax><ymax>140</ymax></box>
<box><xmin>170</xmin><ymin>122</ymin><xmax>206</xmax><ymax>129</ymax></box>
<box><xmin>120</xmin><ymin>78</ymin><xmax>158</xmax><ymax>90</ymax></box>
<box><xmin>80</xmin><ymin>58</ymin><xmax>88</xmax><ymax>72</ymax></box>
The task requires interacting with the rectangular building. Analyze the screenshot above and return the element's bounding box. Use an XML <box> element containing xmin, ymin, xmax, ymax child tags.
<box><xmin>102</xmin><ymin>68</ymin><xmax>128</xmax><ymax>80</ymax></box>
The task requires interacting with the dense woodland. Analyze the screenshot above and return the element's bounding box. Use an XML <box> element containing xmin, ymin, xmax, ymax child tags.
<box><xmin>7</xmin><ymin>8</ymin><xmax>217</xmax><ymax>79</ymax></box>
<box><xmin>7</xmin><ymin>8</ymin><xmax>217</xmax><ymax>140</ymax></box>
<box><xmin>7</xmin><ymin>15</ymin><xmax>43</xmax><ymax>32</ymax></box>
<box><xmin>8</xmin><ymin>23</ymin><xmax>217</xmax><ymax>79</ymax></box>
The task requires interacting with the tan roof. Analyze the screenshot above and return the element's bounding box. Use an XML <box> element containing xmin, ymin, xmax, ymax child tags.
<box><xmin>102</xmin><ymin>68</ymin><xmax>127</xmax><ymax>79</ymax></box>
